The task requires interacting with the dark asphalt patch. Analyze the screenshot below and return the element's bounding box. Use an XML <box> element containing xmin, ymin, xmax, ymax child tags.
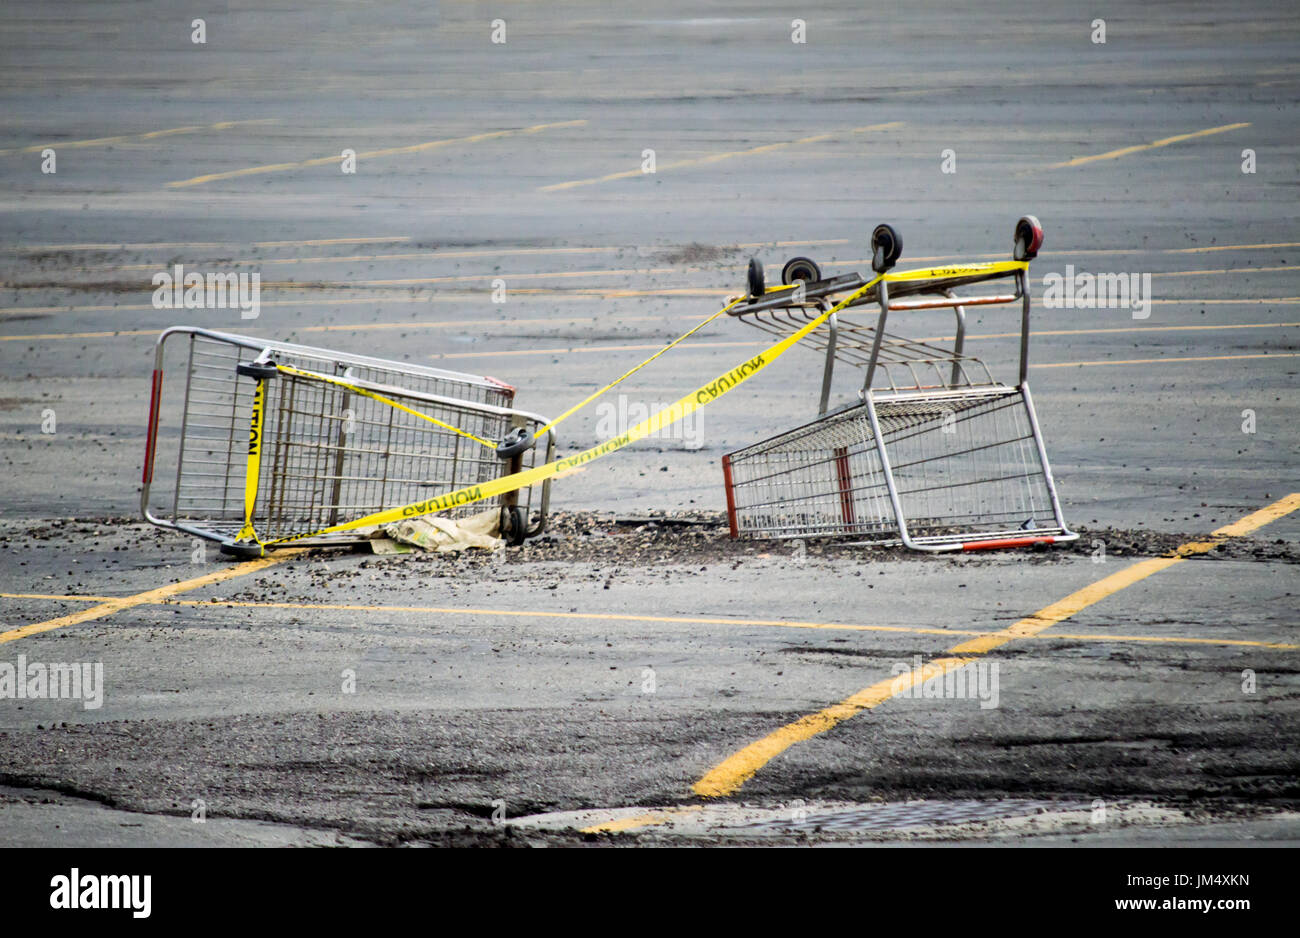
<box><xmin>741</xmin><ymin>702</ymin><xmax>1300</xmax><ymax>811</ymax></box>
<box><xmin>0</xmin><ymin>707</ymin><xmax>807</xmax><ymax>845</ymax></box>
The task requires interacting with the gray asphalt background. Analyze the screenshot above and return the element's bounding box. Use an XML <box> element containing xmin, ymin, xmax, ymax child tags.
<box><xmin>0</xmin><ymin>0</ymin><xmax>1296</xmax><ymax>845</ymax></box>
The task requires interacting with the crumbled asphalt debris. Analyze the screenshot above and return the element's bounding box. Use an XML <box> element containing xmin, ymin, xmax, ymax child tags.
<box><xmin>6</xmin><ymin>514</ymin><xmax>1299</xmax><ymax>573</ymax></box>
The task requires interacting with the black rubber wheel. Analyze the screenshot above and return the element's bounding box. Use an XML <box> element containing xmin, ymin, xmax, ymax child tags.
<box><xmin>500</xmin><ymin>505</ymin><xmax>529</xmax><ymax>546</ymax></box>
<box><xmin>746</xmin><ymin>257</ymin><xmax>765</xmax><ymax>297</ymax></box>
<box><xmin>781</xmin><ymin>256</ymin><xmax>822</xmax><ymax>285</ymax></box>
<box><xmin>236</xmin><ymin>360</ymin><xmax>278</xmax><ymax>381</ymax></box>
<box><xmin>871</xmin><ymin>224</ymin><xmax>902</xmax><ymax>273</ymax></box>
<box><xmin>496</xmin><ymin>426</ymin><xmax>535</xmax><ymax>460</ymax></box>
<box><xmin>219</xmin><ymin>540</ymin><xmax>264</xmax><ymax>559</ymax></box>
<box><xmin>1014</xmin><ymin>215</ymin><xmax>1044</xmax><ymax>260</ymax></box>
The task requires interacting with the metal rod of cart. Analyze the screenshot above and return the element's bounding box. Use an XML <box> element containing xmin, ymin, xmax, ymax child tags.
<box><xmin>721</xmin><ymin>218</ymin><xmax>1077</xmax><ymax>552</ymax></box>
<box><xmin>142</xmin><ymin>327</ymin><xmax>554</xmax><ymax>555</ymax></box>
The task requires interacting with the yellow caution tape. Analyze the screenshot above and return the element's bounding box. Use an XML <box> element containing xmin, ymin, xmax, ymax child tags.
<box><xmin>273</xmin><ymin>362</ymin><xmax>498</xmax><ymax>449</ymax></box>
<box><xmin>532</xmin><ymin>296</ymin><xmax>746</xmax><ymax>440</ymax></box>
<box><xmin>238</xmin><ymin>259</ymin><xmax>1028</xmax><ymax>551</ymax></box>
<box><xmin>233</xmin><ymin>378</ymin><xmax>266</xmax><ymax>546</ymax></box>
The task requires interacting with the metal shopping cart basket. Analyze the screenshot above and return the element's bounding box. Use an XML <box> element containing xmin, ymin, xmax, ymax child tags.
<box><xmin>721</xmin><ymin>217</ymin><xmax>1077</xmax><ymax>552</ymax></box>
<box><xmin>142</xmin><ymin>327</ymin><xmax>554</xmax><ymax>556</ymax></box>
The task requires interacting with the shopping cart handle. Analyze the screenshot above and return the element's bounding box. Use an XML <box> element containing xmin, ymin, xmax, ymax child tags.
<box><xmin>730</xmin><ymin>273</ymin><xmax>867</xmax><ymax>315</ymax></box>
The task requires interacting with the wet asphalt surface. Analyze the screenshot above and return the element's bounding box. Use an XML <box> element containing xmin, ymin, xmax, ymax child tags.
<box><xmin>0</xmin><ymin>0</ymin><xmax>1298</xmax><ymax>845</ymax></box>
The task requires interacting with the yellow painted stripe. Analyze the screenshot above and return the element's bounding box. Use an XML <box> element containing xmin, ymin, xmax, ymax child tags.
<box><xmin>891</xmin><ymin>242</ymin><xmax>1300</xmax><ymax>259</ymax></box>
<box><xmin>431</xmin><ymin>347</ymin><xmax>1300</xmax><ymax>367</ymax></box>
<box><xmin>166</xmin><ymin>120</ymin><xmax>586</xmax><ymax>188</ymax></box>
<box><xmin>62</xmin><ymin>240</ymin><xmax>853</xmax><ymax>274</ymax></box>
<box><xmin>0</xmin><ymin>551</ymin><xmax>302</xmax><ymax>646</ymax></box>
<box><xmin>254</xmin><ymin>264</ymin><xmax>691</xmax><ymax>288</ymax></box>
<box><xmin>690</xmin><ymin>493</ymin><xmax>1300</xmax><ymax>800</ymax></box>
<box><xmin>6</xmin><ymin>317</ymin><xmax>1298</xmax><ymax>349</ymax></box>
<box><xmin>0</xmin><ymin>267</ymin><xmax>709</xmax><ymax>292</ymax></box>
<box><xmin>1047</xmin><ymin>122</ymin><xmax>1251</xmax><ymax>169</ymax></box>
<box><xmin>539</xmin><ymin>122</ymin><xmax>903</xmax><ymax>192</ymax></box>
<box><xmin>920</xmin><ymin>322</ymin><xmax>1300</xmax><ymax>344</ymax></box>
<box><xmin>431</xmin><ymin>340</ymin><xmax>763</xmax><ymax>360</ymax></box>
<box><xmin>1045</xmin><ymin>632</ymin><xmax>1298</xmax><ymax>650</ymax></box>
<box><xmin>9</xmin><ymin>260</ymin><xmax>1292</xmax><ymax>297</ymax></box>
<box><xmin>4</xmin><ymin>594</ymin><xmax>1294</xmax><ymax>651</ymax></box>
<box><xmin>1148</xmin><ymin>297</ymin><xmax>1300</xmax><ymax>305</ymax></box>
<box><xmin>0</xmin><ymin>593</ymin><xmax>119</xmax><ymax>603</ymax></box>
<box><xmin>828</xmin><ymin>260</ymin><xmax>1294</xmax><ymax>278</ymax></box>
<box><xmin>1032</xmin><ymin>352</ymin><xmax>1300</xmax><ymax>369</ymax></box>
<box><xmin>1151</xmin><ymin>265</ymin><xmax>1293</xmax><ymax>277</ymax></box>
<box><xmin>1211</xmin><ymin>492</ymin><xmax>1300</xmax><ymax>537</ymax></box>
<box><xmin>0</xmin><ymin>119</ymin><xmax>279</xmax><ymax>157</ymax></box>
<box><xmin>0</xmin><ymin>293</ymin><xmax>600</xmax><ymax>319</ymax></box>
<box><xmin>16</xmin><ymin>237</ymin><xmax>1294</xmax><ymax>270</ymax></box>
<box><xmin>581</xmin><ymin>806</ymin><xmax>703</xmax><ymax>835</ymax></box>
<box><xmin>4</xmin><ymin>237</ymin><xmax>411</xmax><ymax>252</ymax></box>
<box><xmin>1165</xmin><ymin>241</ymin><xmax>1300</xmax><ymax>254</ymax></box>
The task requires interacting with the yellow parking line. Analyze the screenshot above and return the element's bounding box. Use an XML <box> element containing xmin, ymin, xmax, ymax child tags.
<box><xmin>0</xmin><ymin>551</ymin><xmax>302</xmax><ymax>646</ymax></box>
<box><xmin>4</xmin><ymin>237</ymin><xmax>411</xmax><ymax>252</ymax></box>
<box><xmin>1151</xmin><ymin>265</ymin><xmax>1292</xmax><ymax>277</ymax></box>
<box><xmin>6</xmin><ymin>315</ymin><xmax>1298</xmax><ymax>347</ymax></box>
<box><xmin>32</xmin><ymin>240</ymin><xmax>1300</xmax><ymax>276</ymax></box>
<box><xmin>581</xmin><ymin>806</ymin><xmax>704</xmax><ymax>835</ymax></box>
<box><xmin>3</xmin><ymin>593</ymin><xmax>1292</xmax><ymax>651</ymax></box>
<box><xmin>431</xmin><ymin>340</ymin><xmax>763</xmax><ymax>360</ymax></box>
<box><xmin>539</xmin><ymin>122</ymin><xmax>904</xmax><ymax>192</ymax></box>
<box><xmin>1046</xmin><ymin>122</ymin><xmax>1251</xmax><ymax>169</ymax></box>
<box><xmin>428</xmin><ymin>345</ymin><xmax>1300</xmax><ymax>366</ymax></box>
<box><xmin>253</xmin><ymin>265</ymin><xmax>691</xmax><ymax>288</ymax></box>
<box><xmin>77</xmin><ymin>247</ymin><xmax>628</xmax><ymax>273</ymax></box>
<box><xmin>166</xmin><ymin>120</ymin><xmax>586</xmax><ymax>188</ymax></box>
<box><xmin>690</xmin><ymin>493</ymin><xmax>1300</xmax><ymax>800</ymax></box>
<box><xmin>1032</xmin><ymin>352</ymin><xmax>1300</xmax><ymax>368</ymax></box>
<box><xmin>0</xmin><ymin>293</ymin><xmax>568</xmax><ymax>319</ymax></box>
<box><xmin>62</xmin><ymin>240</ymin><xmax>853</xmax><ymax>274</ymax></box>
<box><xmin>925</xmin><ymin>322</ymin><xmax>1300</xmax><ymax>343</ymax></box>
<box><xmin>0</xmin><ymin>119</ymin><xmax>279</xmax><ymax>157</ymax></box>
<box><xmin>0</xmin><ymin>593</ymin><xmax>118</xmax><ymax>603</ymax></box>
<box><xmin>1166</xmin><ymin>241</ymin><xmax>1300</xmax><ymax>254</ymax></box>
<box><xmin>826</xmin><ymin>259</ymin><xmax>1294</xmax><ymax>277</ymax></box>
<box><xmin>17</xmin><ymin>238</ymin><xmax>1294</xmax><ymax>270</ymax></box>
<box><xmin>1149</xmin><ymin>297</ymin><xmax>1300</xmax><ymax>304</ymax></box>
<box><xmin>12</xmin><ymin>260</ymin><xmax>1290</xmax><ymax>297</ymax></box>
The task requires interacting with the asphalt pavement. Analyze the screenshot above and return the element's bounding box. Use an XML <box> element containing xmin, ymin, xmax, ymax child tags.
<box><xmin>0</xmin><ymin>0</ymin><xmax>1296</xmax><ymax>845</ymax></box>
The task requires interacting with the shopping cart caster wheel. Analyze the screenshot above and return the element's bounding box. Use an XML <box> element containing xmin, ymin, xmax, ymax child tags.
<box><xmin>1014</xmin><ymin>215</ymin><xmax>1043</xmax><ymax>260</ymax></box>
<box><xmin>236</xmin><ymin>360</ymin><xmax>278</xmax><ymax>381</ymax></box>
<box><xmin>500</xmin><ymin>506</ymin><xmax>529</xmax><ymax>546</ymax></box>
<box><xmin>496</xmin><ymin>426</ymin><xmax>535</xmax><ymax>459</ymax></box>
<box><xmin>781</xmin><ymin>256</ymin><xmax>822</xmax><ymax>285</ymax></box>
<box><xmin>219</xmin><ymin>541</ymin><xmax>264</xmax><ymax>559</ymax></box>
<box><xmin>871</xmin><ymin>224</ymin><xmax>902</xmax><ymax>273</ymax></box>
<box><xmin>747</xmin><ymin>257</ymin><xmax>766</xmax><ymax>298</ymax></box>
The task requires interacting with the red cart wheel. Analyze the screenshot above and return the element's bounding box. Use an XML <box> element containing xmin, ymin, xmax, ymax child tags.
<box><xmin>1014</xmin><ymin>215</ymin><xmax>1044</xmax><ymax>260</ymax></box>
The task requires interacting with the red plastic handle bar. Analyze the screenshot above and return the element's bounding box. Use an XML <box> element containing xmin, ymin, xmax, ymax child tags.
<box><xmin>142</xmin><ymin>368</ymin><xmax>163</xmax><ymax>484</ymax></box>
<box><xmin>961</xmin><ymin>536</ymin><xmax>1057</xmax><ymax>551</ymax></box>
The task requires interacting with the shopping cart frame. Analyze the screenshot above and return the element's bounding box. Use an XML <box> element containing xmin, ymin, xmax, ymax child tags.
<box><xmin>721</xmin><ymin>219</ymin><xmax>1077</xmax><ymax>552</ymax></box>
<box><xmin>142</xmin><ymin>326</ymin><xmax>555</xmax><ymax>555</ymax></box>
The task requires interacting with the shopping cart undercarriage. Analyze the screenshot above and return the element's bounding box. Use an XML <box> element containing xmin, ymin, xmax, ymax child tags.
<box><xmin>142</xmin><ymin>327</ymin><xmax>554</xmax><ymax>556</ymax></box>
<box><xmin>722</xmin><ymin>217</ymin><xmax>1077</xmax><ymax>552</ymax></box>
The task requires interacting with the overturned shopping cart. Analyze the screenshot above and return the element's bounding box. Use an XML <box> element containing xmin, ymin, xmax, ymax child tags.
<box><xmin>721</xmin><ymin>217</ymin><xmax>1077</xmax><ymax>552</ymax></box>
<box><xmin>142</xmin><ymin>327</ymin><xmax>553</xmax><ymax>556</ymax></box>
